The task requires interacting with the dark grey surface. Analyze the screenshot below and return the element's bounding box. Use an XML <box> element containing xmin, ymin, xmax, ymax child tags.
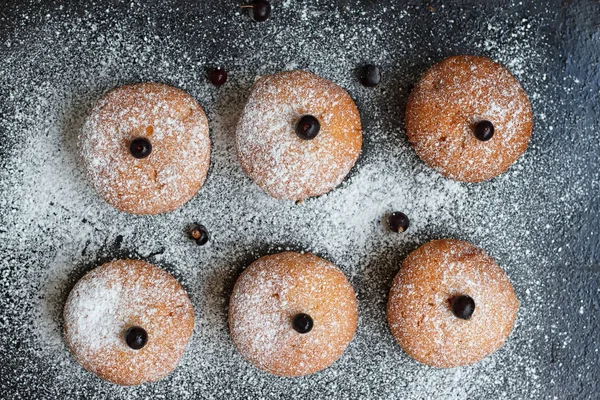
<box><xmin>0</xmin><ymin>0</ymin><xmax>599</xmax><ymax>399</ymax></box>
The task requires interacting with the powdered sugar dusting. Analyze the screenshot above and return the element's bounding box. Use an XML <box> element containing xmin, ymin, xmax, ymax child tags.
<box><xmin>0</xmin><ymin>1</ymin><xmax>598</xmax><ymax>399</ymax></box>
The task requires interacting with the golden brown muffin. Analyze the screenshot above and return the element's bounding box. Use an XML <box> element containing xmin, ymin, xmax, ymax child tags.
<box><xmin>80</xmin><ymin>82</ymin><xmax>211</xmax><ymax>214</ymax></box>
<box><xmin>405</xmin><ymin>55</ymin><xmax>533</xmax><ymax>182</ymax></box>
<box><xmin>63</xmin><ymin>260</ymin><xmax>195</xmax><ymax>386</ymax></box>
<box><xmin>387</xmin><ymin>239</ymin><xmax>519</xmax><ymax>368</ymax></box>
<box><xmin>236</xmin><ymin>70</ymin><xmax>362</xmax><ymax>201</ymax></box>
<box><xmin>228</xmin><ymin>252</ymin><xmax>358</xmax><ymax>377</ymax></box>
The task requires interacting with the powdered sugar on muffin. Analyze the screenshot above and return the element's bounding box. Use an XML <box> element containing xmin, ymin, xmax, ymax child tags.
<box><xmin>406</xmin><ymin>56</ymin><xmax>533</xmax><ymax>182</ymax></box>
<box><xmin>236</xmin><ymin>70</ymin><xmax>362</xmax><ymax>200</ymax></box>
<box><xmin>80</xmin><ymin>83</ymin><xmax>211</xmax><ymax>214</ymax></box>
<box><xmin>387</xmin><ymin>239</ymin><xmax>519</xmax><ymax>368</ymax></box>
<box><xmin>63</xmin><ymin>259</ymin><xmax>195</xmax><ymax>385</ymax></box>
<box><xmin>229</xmin><ymin>252</ymin><xmax>358</xmax><ymax>376</ymax></box>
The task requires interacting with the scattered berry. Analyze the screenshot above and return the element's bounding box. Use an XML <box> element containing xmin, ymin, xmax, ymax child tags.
<box><xmin>189</xmin><ymin>224</ymin><xmax>210</xmax><ymax>246</ymax></box>
<box><xmin>388</xmin><ymin>212</ymin><xmax>410</xmax><ymax>233</ymax></box>
<box><xmin>208</xmin><ymin>67</ymin><xmax>228</xmax><ymax>86</ymax></box>
<box><xmin>242</xmin><ymin>0</ymin><xmax>271</xmax><ymax>22</ymax></box>
<box><xmin>360</xmin><ymin>64</ymin><xmax>381</xmax><ymax>87</ymax></box>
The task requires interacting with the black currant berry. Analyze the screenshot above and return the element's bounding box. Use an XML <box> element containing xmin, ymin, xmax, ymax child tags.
<box><xmin>129</xmin><ymin>138</ymin><xmax>152</xmax><ymax>159</ymax></box>
<box><xmin>295</xmin><ymin>115</ymin><xmax>320</xmax><ymax>140</ymax></box>
<box><xmin>125</xmin><ymin>326</ymin><xmax>148</xmax><ymax>350</ymax></box>
<box><xmin>242</xmin><ymin>0</ymin><xmax>271</xmax><ymax>22</ymax></box>
<box><xmin>292</xmin><ymin>313</ymin><xmax>314</xmax><ymax>334</ymax></box>
<box><xmin>473</xmin><ymin>120</ymin><xmax>494</xmax><ymax>141</ymax></box>
<box><xmin>388</xmin><ymin>212</ymin><xmax>410</xmax><ymax>233</ymax></box>
<box><xmin>451</xmin><ymin>295</ymin><xmax>476</xmax><ymax>320</ymax></box>
<box><xmin>189</xmin><ymin>224</ymin><xmax>210</xmax><ymax>246</ymax></box>
<box><xmin>208</xmin><ymin>67</ymin><xmax>228</xmax><ymax>86</ymax></box>
<box><xmin>360</xmin><ymin>64</ymin><xmax>381</xmax><ymax>87</ymax></box>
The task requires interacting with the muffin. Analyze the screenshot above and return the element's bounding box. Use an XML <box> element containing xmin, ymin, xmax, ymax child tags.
<box><xmin>236</xmin><ymin>70</ymin><xmax>362</xmax><ymax>200</ymax></box>
<box><xmin>406</xmin><ymin>55</ymin><xmax>533</xmax><ymax>182</ymax></box>
<box><xmin>63</xmin><ymin>259</ymin><xmax>195</xmax><ymax>385</ymax></box>
<box><xmin>387</xmin><ymin>239</ymin><xmax>519</xmax><ymax>368</ymax></box>
<box><xmin>80</xmin><ymin>82</ymin><xmax>211</xmax><ymax>214</ymax></box>
<box><xmin>228</xmin><ymin>251</ymin><xmax>358</xmax><ymax>376</ymax></box>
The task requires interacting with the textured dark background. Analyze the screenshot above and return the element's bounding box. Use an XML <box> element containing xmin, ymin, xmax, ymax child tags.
<box><xmin>0</xmin><ymin>0</ymin><xmax>599</xmax><ymax>399</ymax></box>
